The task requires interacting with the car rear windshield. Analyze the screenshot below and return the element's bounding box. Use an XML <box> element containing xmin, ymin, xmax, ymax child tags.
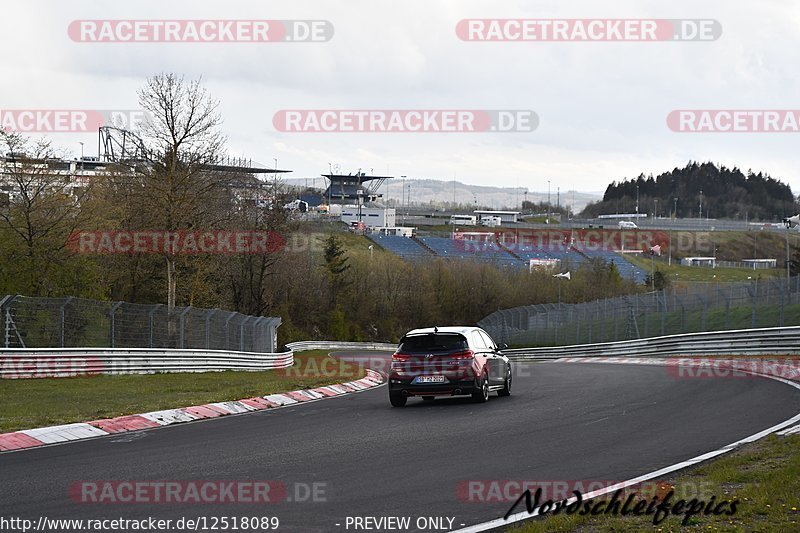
<box><xmin>398</xmin><ymin>333</ymin><xmax>468</xmax><ymax>353</ymax></box>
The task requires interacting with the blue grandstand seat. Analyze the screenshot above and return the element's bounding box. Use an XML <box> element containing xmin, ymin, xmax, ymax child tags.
<box><xmin>368</xmin><ymin>234</ymin><xmax>431</xmax><ymax>260</ymax></box>
<box><xmin>580</xmin><ymin>248</ymin><xmax>648</xmax><ymax>282</ymax></box>
<box><xmin>418</xmin><ymin>237</ymin><xmax>520</xmax><ymax>266</ymax></box>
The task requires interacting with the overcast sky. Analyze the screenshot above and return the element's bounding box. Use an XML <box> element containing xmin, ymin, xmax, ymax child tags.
<box><xmin>2</xmin><ymin>0</ymin><xmax>799</xmax><ymax>195</ymax></box>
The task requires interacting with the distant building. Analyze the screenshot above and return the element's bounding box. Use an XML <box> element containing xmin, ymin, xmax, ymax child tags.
<box><xmin>340</xmin><ymin>206</ymin><xmax>396</xmax><ymax>228</ymax></box>
<box><xmin>681</xmin><ymin>257</ymin><xmax>716</xmax><ymax>267</ymax></box>
<box><xmin>742</xmin><ymin>259</ymin><xmax>777</xmax><ymax>269</ymax></box>
<box><xmin>322</xmin><ymin>171</ymin><xmax>391</xmax><ymax>204</ymax></box>
<box><xmin>474</xmin><ymin>210</ymin><xmax>520</xmax><ymax>224</ymax></box>
<box><xmin>375</xmin><ymin>227</ymin><xmax>415</xmax><ymax>237</ymax></box>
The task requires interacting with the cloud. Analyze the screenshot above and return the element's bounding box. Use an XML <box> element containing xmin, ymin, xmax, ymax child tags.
<box><xmin>2</xmin><ymin>0</ymin><xmax>799</xmax><ymax>193</ymax></box>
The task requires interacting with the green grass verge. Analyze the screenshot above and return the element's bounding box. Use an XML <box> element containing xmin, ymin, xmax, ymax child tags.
<box><xmin>0</xmin><ymin>351</ymin><xmax>365</xmax><ymax>433</ymax></box>
<box><xmin>510</xmin><ymin>434</ymin><xmax>800</xmax><ymax>532</ymax></box>
<box><xmin>626</xmin><ymin>255</ymin><xmax>784</xmax><ymax>282</ymax></box>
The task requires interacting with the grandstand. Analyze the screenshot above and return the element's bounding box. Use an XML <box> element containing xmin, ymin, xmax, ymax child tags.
<box><xmin>420</xmin><ymin>236</ymin><xmax>520</xmax><ymax>267</ymax></box>
<box><xmin>368</xmin><ymin>231</ymin><xmax>648</xmax><ymax>283</ymax></box>
<box><xmin>513</xmin><ymin>244</ymin><xmax>585</xmax><ymax>264</ymax></box>
<box><xmin>368</xmin><ymin>234</ymin><xmax>432</xmax><ymax>260</ymax></box>
<box><xmin>580</xmin><ymin>248</ymin><xmax>648</xmax><ymax>282</ymax></box>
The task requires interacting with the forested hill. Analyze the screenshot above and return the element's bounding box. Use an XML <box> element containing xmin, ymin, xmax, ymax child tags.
<box><xmin>580</xmin><ymin>162</ymin><xmax>799</xmax><ymax>221</ymax></box>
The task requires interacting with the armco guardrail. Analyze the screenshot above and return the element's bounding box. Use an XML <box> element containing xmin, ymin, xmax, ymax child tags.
<box><xmin>286</xmin><ymin>341</ymin><xmax>397</xmax><ymax>352</ymax></box>
<box><xmin>0</xmin><ymin>348</ymin><xmax>293</xmax><ymax>379</ymax></box>
<box><xmin>504</xmin><ymin>326</ymin><xmax>800</xmax><ymax>360</ymax></box>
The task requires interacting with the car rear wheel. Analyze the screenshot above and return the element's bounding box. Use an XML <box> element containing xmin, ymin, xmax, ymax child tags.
<box><xmin>498</xmin><ymin>370</ymin><xmax>512</xmax><ymax>397</ymax></box>
<box><xmin>389</xmin><ymin>391</ymin><xmax>407</xmax><ymax>407</ymax></box>
<box><xmin>472</xmin><ymin>374</ymin><xmax>489</xmax><ymax>403</ymax></box>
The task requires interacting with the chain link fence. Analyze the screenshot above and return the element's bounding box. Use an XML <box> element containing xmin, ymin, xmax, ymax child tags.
<box><xmin>479</xmin><ymin>276</ymin><xmax>800</xmax><ymax>347</ymax></box>
<box><xmin>0</xmin><ymin>296</ymin><xmax>281</xmax><ymax>353</ymax></box>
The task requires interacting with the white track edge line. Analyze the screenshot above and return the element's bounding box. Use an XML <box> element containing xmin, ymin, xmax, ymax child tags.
<box><xmin>452</xmin><ymin>364</ymin><xmax>800</xmax><ymax>533</ymax></box>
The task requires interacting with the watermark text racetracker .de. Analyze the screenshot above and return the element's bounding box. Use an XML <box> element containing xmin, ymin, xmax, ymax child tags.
<box><xmin>460</xmin><ymin>229</ymin><xmax>718</xmax><ymax>255</ymax></box>
<box><xmin>667</xmin><ymin>358</ymin><xmax>800</xmax><ymax>380</ymax></box>
<box><xmin>668</xmin><ymin>110</ymin><xmax>800</xmax><ymax>132</ymax></box>
<box><xmin>68</xmin><ymin>20</ymin><xmax>333</xmax><ymax>43</ymax></box>
<box><xmin>68</xmin><ymin>231</ymin><xmax>289</xmax><ymax>255</ymax></box>
<box><xmin>1</xmin><ymin>109</ymin><xmax>148</xmax><ymax>133</ymax></box>
<box><xmin>0</xmin><ymin>356</ymin><xmax>104</xmax><ymax>379</ymax></box>
<box><xmin>273</xmin><ymin>110</ymin><xmax>538</xmax><ymax>133</ymax></box>
<box><xmin>459</xmin><ymin>479</ymin><xmax>716</xmax><ymax>504</ymax></box>
<box><xmin>69</xmin><ymin>480</ymin><xmax>326</xmax><ymax>505</ymax></box>
<box><xmin>68</xmin><ymin>231</ymin><xmax>332</xmax><ymax>255</ymax></box>
<box><xmin>457</xmin><ymin>19</ymin><xmax>721</xmax><ymax>42</ymax></box>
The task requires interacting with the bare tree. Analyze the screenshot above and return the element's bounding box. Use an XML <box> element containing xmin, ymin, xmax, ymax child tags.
<box><xmin>135</xmin><ymin>73</ymin><xmax>227</xmax><ymax>312</ymax></box>
<box><xmin>0</xmin><ymin>132</ymin><xmax>92</xmax><ymax>295</ymax></box>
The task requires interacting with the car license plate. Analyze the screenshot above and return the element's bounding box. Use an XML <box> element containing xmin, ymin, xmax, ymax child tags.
<box><xmin>415</xmin><ymin>375</ymin><xmax>445</xmax><ymax>384</ymax></box>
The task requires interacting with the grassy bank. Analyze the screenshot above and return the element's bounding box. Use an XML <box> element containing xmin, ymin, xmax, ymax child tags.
<box><xmin>626</xmin><ymin>254</ymin><xmax>785</xmax><ymax>282</ymax></box>
<box><xmin>0</xmin><ymin>351</ymin><xmax>365</xmax><ymax>433</ymax></box>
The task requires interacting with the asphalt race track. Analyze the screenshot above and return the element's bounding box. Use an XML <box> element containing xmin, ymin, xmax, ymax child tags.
<box><xmin>2</xmin><ymin>354</ymin><xmax>800</xmax><ymax>532</ymax></box>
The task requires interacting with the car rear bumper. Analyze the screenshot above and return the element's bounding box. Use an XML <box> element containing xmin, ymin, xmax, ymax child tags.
<box><xmin>388</xmin><ymin>376</ymin><xmax>481</xmax><ymax>397</ymax></box>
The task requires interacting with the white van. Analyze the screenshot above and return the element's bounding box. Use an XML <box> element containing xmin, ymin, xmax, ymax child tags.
<box><xmin>481</xmin><ymin>216</ymin><xmax>502</xmax><ymax>227</ymax></box>
<box><xmin>618</xmin><ymin>221</ymin><xmax>638</xmax><ymax>229</ymax></box>
<box><xmin>449</xmin><ymin>215</ymin><xmax>477</xmax><ymax>226</ymax></box>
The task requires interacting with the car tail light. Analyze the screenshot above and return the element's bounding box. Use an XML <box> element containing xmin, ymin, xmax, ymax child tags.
<box><xmin>450</xmin><ymin>350</ymin><xmax>474</xmax><ymax>360</ymax></box>
<box><xmin>391</xmin><ymin>352</ymin><xmax>410</xmax><ymax>370</ymax></box>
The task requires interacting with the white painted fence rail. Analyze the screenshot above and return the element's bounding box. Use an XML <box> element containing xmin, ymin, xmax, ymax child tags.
<box><xmin>0</xmin><ymin>347</ymin><xmax>293</xmax><ymax>379</ymax></box>
<box><xmin>504</xmin><ymin>326</ymin><xmax>800</xmax><ymax>360</ymax></box>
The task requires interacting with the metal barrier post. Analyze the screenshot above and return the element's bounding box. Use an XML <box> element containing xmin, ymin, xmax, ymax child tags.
<box><xmin>225</xmin><ymin>312</ymin><xmax>235</xmax><ymax>351</ymax></box>
<box><xmin>680</xmin><ymin>304</ymin><xmax>685</xmax><ymax>333</ymax></box>
<box><xmin>205</xmin><ymin>309</ymin><xmax>219</xmax><ymax>350</ymax></box>
<box><xmin>148</xmin><ymin>304</ymin><xmax>163</xmax><ymax>348</ymax></box>
<box><xmin>240</xmin><ymin>316</ymin><xmax>252</xmax><ymax>352</ymax></box>
<box><xmin>587</xmin><ymin>306</ymin><xmax>592</xmax><ymax>343</ymax></box>
<box><xmin>253</xmin><ymin>317</ymin><xmax>267</xmax><ymax>352</ymax></box>
<box><xmin>109</xmin><ymin>301</ymin><xmax>123</xmax><ymax>348</ymax></box>
<box><xmin>700</xmin><ymin>295</ymin><xmax>708</xmax><ymax>332</ymax></box>
<box><xmin>59</xmin><ymin>297</ymin><xmax>74</xmax><ymax>347</ymax></box>
<box><xmin>0</xmin><ymin>295</ymin><xmax>11</xmax><ymax>348</ymax></box>
<box><xmin>178</xmin><ymin>307</ymin><xmax>191</xmax><ymax>349</ymax></box>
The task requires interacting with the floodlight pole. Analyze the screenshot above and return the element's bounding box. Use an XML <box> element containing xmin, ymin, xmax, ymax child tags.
<box><xmin>651</xmin><ymin>252</ymin><xmax>655</xmax><ymax>292</ymax></box>
<box><xmin>401</xmin><ymin>175</ymin><xmax>407</xmax><ymax>224</ymax></box>
<box><xmin>327</xmin><ymin>163</ymin><xmax>333</xmax><ymax>207</ymax></box>
<box><xmin>787</xmin><ymin>224</ymin><xmax>792</xmax><ymax>291</ymax></box>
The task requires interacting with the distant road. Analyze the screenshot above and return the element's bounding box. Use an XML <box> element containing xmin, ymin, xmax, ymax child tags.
<box><xmin>399</xmin><ymin>209</ymin><xmax>793</xmax><ymax>233</ymax></box>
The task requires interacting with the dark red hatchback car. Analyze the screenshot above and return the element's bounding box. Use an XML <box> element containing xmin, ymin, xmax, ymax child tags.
<box><xmin>388</xmin><ymin>326</ymin><xmax>512</xmax><ymax>407</ymax></box>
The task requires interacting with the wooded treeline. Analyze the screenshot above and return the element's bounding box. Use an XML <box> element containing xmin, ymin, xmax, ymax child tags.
<box><xmin>581</xmin><ymin>162</ymin><xmax>799</xmax><ymax>220</ymax></box>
